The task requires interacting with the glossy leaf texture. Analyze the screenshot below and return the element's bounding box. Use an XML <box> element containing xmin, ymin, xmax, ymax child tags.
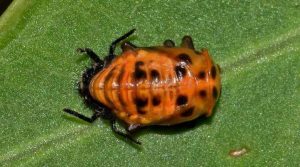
<box><xmin>0</xmin><ymin>0</ymin><xmax>299</xmax><ymax>166</ymax></box>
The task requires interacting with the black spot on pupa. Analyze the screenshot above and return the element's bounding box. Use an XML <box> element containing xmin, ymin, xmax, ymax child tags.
<box><xmin>198</xmin><ymin>71</ymin><xmax>206</xmax><ymax>80</ymax></box>
<box><xmin>212</xmin><ymin>86</ymin><xmax>218</xmax><ymax>99</ymax></box>
<box><xmin>211</xmin><ymin>66</ymin><xmax>217</xmax><ymax>79</ymax></box>
<box><xmin>152</xmin><ymin>96</ymin><xmax>161</xmax><ymax>106</ymax></box>
<box><xmin>177</xmin><ymin>53</ymin><xmax>192</xmax><ymax>64</ymax></box>
<box><xmin>137</xmin><ymin>109</ymin><xmax>146</xmax><ymax>115</ymax></box>
<box><xmin>176</xmin><ymin>95</ymin><xmax>188</xmax><ymax>106</ymax></box>
<box><xmin>135</xmin><ymin>61</ymin><xmax>144</xmax><ymax>68</ymax></box>
<box><xmin>135</xmin><ymin>97</ymin><xmax>148</xmax><ymax>108</ymax></box>
<box><xmin>175</xmin><ymin>65</ymin><xmax>186</xmax><ymax>79</ymax></box>
<box><xmin>134</xmin><ymin>61</ymin><xmax>147</xmax><ymax>80</ymax></box>
<box><xmin>150</xmin><ymin>70</ymin><xmax>160</xmax><ymax>82</ymax></box>
<box><xmin>199</xmin><ymin>90</ymin><xmax>207</xmax><ymax>98</ymax></box>
<box><xmin>181</xmin><ymin>107</ymin><xmax>194</xmax><ymax>117</ymax></box>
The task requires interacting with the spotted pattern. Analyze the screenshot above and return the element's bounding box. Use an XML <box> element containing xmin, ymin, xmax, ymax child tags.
<box><xmin>176</xmin><ymin>95</ymin><xmax>188</xmax><ymax>106</ymax></box>
<box><xmin>175</xmin><ymin>65</ymin><xmax>186</xmax><ymax>79</ymax></box>
<box><xmin>177</xmin><ymin>53</ymin><xmax>192</xmax><ymax>64</ymax></box>
<box><xmin>181</xmin><ymin>107</ymin><xmax>194</xmax><ymax>117</ymax></box>
<box><xmin>150</xmin><ymin>70</ymin><xmax>160</xmax><ymax>82</ymax></box>
<box><xmin>134</xmin><ymin>61</ymin><xmax>146</xmax><ymax>80</ymax></box>
<box><xmin>87</xmin><ymin>36</ymin><xmax>221</xmax><ymax>127</ymax></box>
<box><xmin>152</xmin><ymin>96</ymin><xmax>161</xmax><ymax>106</ymax></box>
<box><xmin>199</xmin><ymin>90</ymin><xmax>207</xmax><ymax>98</ymax></box>
<box><xmin>211</xmin><ymin>66</ymin><xmax>216</xmax><ymax>79</ymax></box>
<box><xmin>198</xmin><ymin>71</ymin><xmax>206</xmax><ymax>80</ymax></box>
<box><xmin>135</xmin><ymin>97</ymin><xmax>148</xmax><ymax>108</ymax></box>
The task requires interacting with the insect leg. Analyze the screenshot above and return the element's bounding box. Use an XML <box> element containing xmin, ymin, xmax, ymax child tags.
<box><xmin>63</xmin><ymin>108</ymin><xmax>100</xmax><ymax>123</ymax></box>
<box><xmin>77</xmin><ymin>48</ymin><xmax>104</xmax><ymax>65</ymax></box>
<box><xmin>121</xmin><ymin>41</ymin><xmax>137</xmax><ymax>52</ymax></box>
<box><xmin>105</xmin><ymin>29</ymin><xmax>136</xmax><ymax>64</ymax></box>
<box><xmin>110</xmin><ymin>119</ymin><xmax>141</xmax><ymax>145</ymax></box>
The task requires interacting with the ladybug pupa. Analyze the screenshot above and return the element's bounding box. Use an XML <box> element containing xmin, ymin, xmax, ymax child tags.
<box><xmin>64</xmin><ymin>29</ymin><xmax>221</xmax><ymax>144</ymax></box>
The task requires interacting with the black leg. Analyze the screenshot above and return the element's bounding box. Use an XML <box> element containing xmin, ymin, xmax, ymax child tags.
<box><xmin>63</xmin><ymin>108</ymin><xmax>100</xmax><ymax>123</ymax></box>
<box><xmin>64</xmin><ymin>108</ymin><xmax>141</xmax><ymax>144</ymax></box>
<box><xmin>121</xmin><ymin>41</ymin><xmax>137</xmax><ymax>52</ymax></box>
<box><xmin>105</xmin><ymin>29</ymin><xmax>136</xmax><ymax>64</ymax></box>
<box><xmin>77</xmin><ymin>48</ymin><xmax>104</xmax><ymax>65</ymax></box>
<box><xmin>110</xmin><ymin>119</ymin><xmax>141</xmax><ymax>145</ymax></box>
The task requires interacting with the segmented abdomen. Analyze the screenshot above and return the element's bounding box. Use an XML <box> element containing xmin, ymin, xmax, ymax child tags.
<box><xmin>89</xmin><ymin>50</ymin><xmax>198</xmax><ymax>125</ymax></box>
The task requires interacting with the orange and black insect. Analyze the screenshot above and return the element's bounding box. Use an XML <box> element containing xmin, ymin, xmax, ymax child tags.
<box><xmin>64</xmin><ymin>29</ymin><xmax>221</xmax><ymax>144</ymax></box>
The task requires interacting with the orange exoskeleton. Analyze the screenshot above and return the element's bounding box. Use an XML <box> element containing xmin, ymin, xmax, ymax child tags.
<box><xmin>64</xmin><ymin>29</ymin><xmax>221</xmax><ymax>144</ymax></box>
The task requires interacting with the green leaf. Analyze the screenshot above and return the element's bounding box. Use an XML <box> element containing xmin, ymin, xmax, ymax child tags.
<box><xmin>1</xmin><ymin>0</ymin><xmax>299</xmax><ymax>166</ymax></box>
